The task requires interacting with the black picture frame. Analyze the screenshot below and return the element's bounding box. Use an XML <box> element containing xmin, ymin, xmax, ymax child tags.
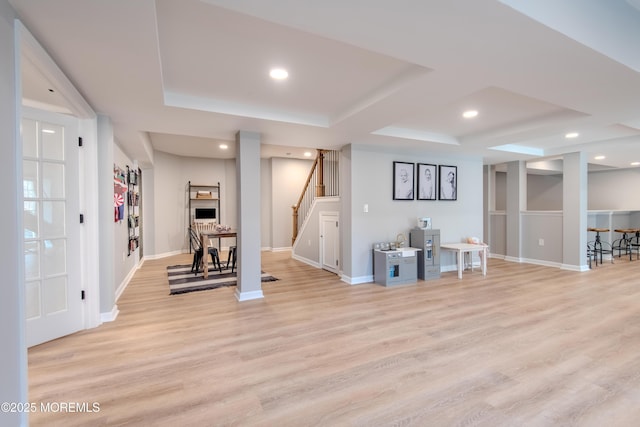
<box><xmin>417</xmin><ymin>163</ymin><xmax>437</xmax><ymax>200</ymax></box>
<box><xmin>393</xmin><ymin>161</ymin><xmax>415</xmax><ymax>200</ymax></box>
<box><xmin>439</xmin><ymin>165</ymin><xmax>457</xmax><ymax>200</ymax></box>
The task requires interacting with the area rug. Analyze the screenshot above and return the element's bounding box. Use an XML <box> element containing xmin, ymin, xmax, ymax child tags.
<box><xmin>166</xmin><ymin>264</ymin><xmax>278</xmax><ymax>295</ymax></box>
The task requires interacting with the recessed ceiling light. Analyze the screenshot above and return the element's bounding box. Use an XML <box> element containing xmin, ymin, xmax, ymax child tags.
<box><xmin>219</xmin><ymin>144</ymin><xmax>228</xmax><ymax>149</ymax></box>
<box><xmin>631</xmin><ymin>162</ymin><xmax>640</xmax><ymax>166</ymax></box>
<box><xmin>269</xmin><ymin>68</ymin><xmax>288</xmax><ymax>80</ymax></box>
<box><xmin>565</xmin><ymin>132</ymin><xmax>579</xmax><ymax>139</ymax></box>
<box><xmin>462</xmin><ymin>110</ymin><xmax>478</xmax><ymax>119</ymax></box>
<box><xmin>303</xmin><ymin>151</ymin><xmax>312</xmax><ymax>157</ymax></box>
<box><xmin>594</xmin><ymin>155</ymin><xmax>605</xmax><ymax>160</ymax></box>
<box><xmin>42</xmin><ymin>129</ymin><xmax>55</xmax><ymax>134</ymax></box>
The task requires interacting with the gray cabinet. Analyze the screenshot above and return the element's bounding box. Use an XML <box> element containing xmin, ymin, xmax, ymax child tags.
<box><xmin>410</xmin><ymin>228</ymin><xmax>440</xmax><ymax>280</ymax></box>
<box><xmin>373</xmin><ymin>249</ymin><xmax>418</xmax><ymax>286</ymax></box>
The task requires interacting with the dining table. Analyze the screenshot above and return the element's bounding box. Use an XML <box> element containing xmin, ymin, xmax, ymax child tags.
<box><xmin>200</xmin><ymin>229</ymin><xmax>237</xmax><ymax>279</ymax></box>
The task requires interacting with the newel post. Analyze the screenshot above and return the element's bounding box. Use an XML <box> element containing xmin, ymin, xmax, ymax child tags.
<box><xmin>316</xmin><ymin>149</ymin><xmax>325</xmax><ymax>197</ymax></box>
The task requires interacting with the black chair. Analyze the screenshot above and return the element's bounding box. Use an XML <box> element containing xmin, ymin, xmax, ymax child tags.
<box><xmin>189</xmin><ymin>228</ymin><xmax>222</xmax><ymax>275</ymax></box>
<box><xmin>226</xmin><ymin>245</ymin><xmax>237</xmax><ymax>273</ymax></box>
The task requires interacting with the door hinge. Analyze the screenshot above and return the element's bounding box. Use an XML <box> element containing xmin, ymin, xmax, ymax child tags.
<box><xmin>78</xmin><ymin>137</ymin><xmax>83</xmax><ymax>147</ymax></box>
<box><xmin>81</xmin><ymin>290</ymin><xmax>85</xmax><ymax>300</ymax></box>
<box><xmin>336</xmin><ymin>260</ymin><xmax>339</xmax><ymax>266</ymax></box>
<box><xmin>336</xmin><ymin>221</ymin><xmax>338</xmax><ymax>227</ymax></box>
<box><xmin>80</xmin><ymin>214</ymin><xmax>84</xmax><ymax>224</ymax></box>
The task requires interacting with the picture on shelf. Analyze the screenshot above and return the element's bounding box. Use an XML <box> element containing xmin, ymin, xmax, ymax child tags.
<box><xmin>417</xmin><ymin>217</ymin><xmax>432</xmax><ymax>229</ymax></box>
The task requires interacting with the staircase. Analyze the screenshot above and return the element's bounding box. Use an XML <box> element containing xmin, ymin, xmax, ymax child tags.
<box><xmin>292</xmin><ymin>149</ymin><xmax>340</xmax><ymax>244</ymax></box>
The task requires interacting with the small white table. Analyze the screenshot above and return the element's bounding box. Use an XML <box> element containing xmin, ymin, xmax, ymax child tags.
<box><xmin>440</xmin><ymin>243</ymin><xmax>488</xmax><ymax>279</ymax></box>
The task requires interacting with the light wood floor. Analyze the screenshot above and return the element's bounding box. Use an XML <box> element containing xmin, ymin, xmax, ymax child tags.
<box><xmin>28</xmin><ymin>251</ymin><xmax>640</xmax><ymax>426</ymax></box>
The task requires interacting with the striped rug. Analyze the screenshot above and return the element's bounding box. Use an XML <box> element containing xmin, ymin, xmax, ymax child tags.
<box><xmin>166</xmin><ymin>264</ymin><xmax>277</xmax><ymax>295</ymax></box>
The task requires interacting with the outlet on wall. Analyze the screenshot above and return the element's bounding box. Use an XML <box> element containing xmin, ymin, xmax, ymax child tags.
<box><xmin>538</xmin><ymin>238</ymin><xmax>544</xmax><ymax>246</ymax></box>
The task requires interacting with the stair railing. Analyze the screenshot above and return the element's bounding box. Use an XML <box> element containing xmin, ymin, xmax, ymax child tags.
<box><xmin>292</xmin><ymin>149</ymin><xmax>339</xmax><ymax>244</ymax></box>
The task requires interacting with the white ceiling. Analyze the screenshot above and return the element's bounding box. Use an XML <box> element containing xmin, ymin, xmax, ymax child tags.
<box><xmin>10</xmin><ymin>0</ymin><xmax>640</xmax><ymax>171</ymax></box>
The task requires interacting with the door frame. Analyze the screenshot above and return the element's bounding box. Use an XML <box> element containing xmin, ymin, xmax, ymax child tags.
<box><xmin>20</xmin><ymin>22</ymin><xmax>100</xmax><ymax>334</ymax></box>
<box><xmin>319</xmin><ymin>211</ymin><xmax>339</xmax><ymax>274</ymax></box>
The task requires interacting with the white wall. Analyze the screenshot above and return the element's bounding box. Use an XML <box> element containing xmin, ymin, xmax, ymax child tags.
<box><xmin>293</xmin><ymin>197</ymin><xmax>341</xmax><ymax>265</ymax></box>
<box><xmin>501</xmin><ymin>168</ymin><xmax>640</xmax><ymax>212</ymax></box>
<box><xmin>261</xmin><ymin>158</ymin><xmax>272</xmax><ymax>249</ymax></box>
<box><xmin>528</xmin><ymin>174</ymin><xmax>563</xmax><ymax>210</ymax></box>
<box><xmin>270</xmin><ymin>157</ymin><xmax>314</xmax><ymax>250</ymax></box>
<box><xmin>588</xmin><ymin>168</ymin><xmax>640</xmax><ymax>210</ymax></box>
<box><xmin>148</xmin><ymin>151</ymin><xmax>309</xmax><ymax>256</ymax></box>
<box><xmin>113</xmin><ymin>143</ymin><xmax>138</xmax><ymax>292</ymax></box>
<box><xmin>347</xmin><ymin>144</ymin><xmax>484</xmax><ymax>281</ymax></box>
<box><xmin>152</xmin><ymin>151</ymin><xmax>230</xmax><ymax>255</ymax></box>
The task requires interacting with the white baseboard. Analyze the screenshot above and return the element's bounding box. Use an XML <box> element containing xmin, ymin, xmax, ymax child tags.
<box><xmin>115</xmin><ymin>263</ymin><xmax>138</xmax><ymax>302</ymax></box>
<box><xmin>100</xmin><ymin>304</ymin><xmax>119</xmax><ymax>322</ymax></box>
<box><xmin>235</xmin><ymin>289</ymin><xmax>264</xmax><ymax>301</ymax></box>
<box><xmin>292</xmin><ymin>252</ymin><xmax>321</xmax><ymax>269</ymax></box>
<box><xmin>341</xmin><ymin>274</ymin><xmax>373</xmax><ymax>285</ymax></box>
<box><xmin>144</xmin><ymin>250</ymin><xmax>184</xmax><ymax>260</ymax></box>
<box><xmin>562</xmin><ymin>263</ymin><xmax>590</xmax><ymax>272</ymax></box>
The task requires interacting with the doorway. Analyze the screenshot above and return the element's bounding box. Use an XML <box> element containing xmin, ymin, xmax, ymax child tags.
<box><xmin>320</xmin><ymin>212</ymin><xmax>339</xmax><ymax>274</ymax></box>
<box><xmin>22</xmin><ymin>108</ymin><xmax>84</xmax><ymax>347</ymax></box>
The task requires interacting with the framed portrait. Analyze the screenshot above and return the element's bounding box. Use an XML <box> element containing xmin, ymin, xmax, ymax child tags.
<box><xmin>417</xmin><ymin>163</ymin><xmax>437</xmax><ymax>200</ymax></box>
<box><xmin>393</xmin><ymin>161</ymin><xmax>415</xmax><ymax>200</ymax></box>
<box><xmin>439</xmin><ymin>165</ymin><xmax>457</xmax><ymax>200</ymax></box>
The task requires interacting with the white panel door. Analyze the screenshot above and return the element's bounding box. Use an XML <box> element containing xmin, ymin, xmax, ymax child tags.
<box><xmin>320</xmin><ymin>213</ymin><xmax>339</xmax><ymax>274</ymax></box>
<box><xmin>22</xmin><ymin>108</ymin><xmax>83</xmax><ymax>347</ymax></box>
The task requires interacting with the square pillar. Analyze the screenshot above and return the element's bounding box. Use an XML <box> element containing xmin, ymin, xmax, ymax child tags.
<box><xmin>234</xmin><ymin>131</ymin><xmax>263</xmax><ymax>301</ymax></box>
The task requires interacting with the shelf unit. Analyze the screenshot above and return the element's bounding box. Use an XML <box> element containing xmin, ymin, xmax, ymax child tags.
<box><xmin>188</xmin><ymin>181</ymin><xmax>220</xmax><ymax>253</ymax></box>
<box><xmin>127</xmin><ymin>166</ymin><xmax>141</xmax><ymax>256</ymax></box>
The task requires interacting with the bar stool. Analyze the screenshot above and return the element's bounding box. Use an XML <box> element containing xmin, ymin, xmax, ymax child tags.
<box><xmin>612</xmin><ymin>228</ymin><xmax>637</xmax><ymax>261</ymax></box>
<box><xmin>629</xmin><ymin>229</ymin><xmax>640</xmax><ymax>260</ymax></box>
<box><xmin>587</xmin><ymin>227</ymin><xmax>613</xmax><ymax>265</ymax></box>
<box><xmin>587</xmin><ymin>242</ymin><xmax>595</xmax><ymax>269</ymax></box>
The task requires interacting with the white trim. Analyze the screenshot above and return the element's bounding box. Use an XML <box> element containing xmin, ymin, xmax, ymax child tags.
<box><xmin>292</xmin><ymin>252</ymin><xmax>321</xmax><ymax>268</ymax></box>
<box><xmin>562</xmin><ymin>263</ymin><xmax>590</xmax><ymax>272</ymax></box>
<box><xmin>235</xmin><ymin>289</ymin><xmax>264</xmax><ymax>301</ymax></box>
<box><xmin>17</xmin><ymin>21</ymin><xmax>94</xmax><ymax>119</ymax></box>
<box><xmin>505</xmin><ymin>256</ymin><xmax>523</xmax><ymax>263</ymax></box>
<box><xmin>272</xmin><ymin>246</ymin><xmax>292</xmax><ymax>252</ymax></box>
<box><xmin>115</xmin><ymin>262</ymin><xmax>138</xmax><ymax>302</ymax></box>
<box><xmin>319</xmin><ymin>211</ymin><xmax>339</xmax><ymax>274</ymax></box>
<box><xmin>100</xmin><ymin>305</ymin><xmax>119</xmax><ymax>323</ymax></box>
<box><xmin>520</xmin><ymin>257</ymin><xmax>563</xmax><ymax>269</ymax></box>
<box><xmin>144</xmin><ymin>250</ymin><xmax>185</xmax><ymax>260</ymax></box>
<box><xmin>341</xmin><ymin>274</ymin><xmax>373</xmax><ymax>285</ymax></box>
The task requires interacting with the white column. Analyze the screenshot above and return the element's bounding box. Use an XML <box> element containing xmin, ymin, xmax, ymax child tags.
<box><xmin>562</xmin><ymin>151</ymin><xmax>588</xmax><ymax>270</ymax></box>
<box><xmin>505</xmin><ymin>161</ymin><xmax>526</xmax><ymax>262</ymax></box>
<box><xmin>235</xmin><ymin>131</ymin><xmax>264</xmax><ymax>301</ymax></box>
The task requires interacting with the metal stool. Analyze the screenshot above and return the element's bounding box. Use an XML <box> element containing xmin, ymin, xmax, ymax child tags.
<box><xmin>587</xmin><ymin>227</ymin><xmax>613</xmax><ymax>265</ymax></box>
<box><xmin>612</xmin><ymin>228</ymin><xmax>637</xmax><ymax>260</ymax></box>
